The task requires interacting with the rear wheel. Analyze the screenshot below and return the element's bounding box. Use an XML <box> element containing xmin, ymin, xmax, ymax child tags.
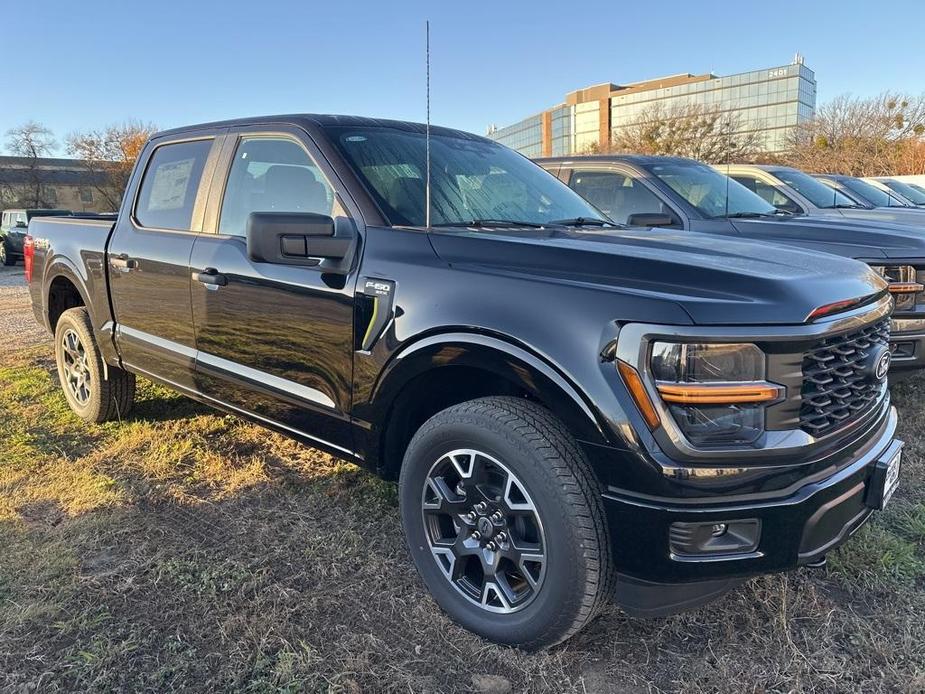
<box><xmin>54</xmin><ymin>307</ymin><xmax>135</xmax><ymax>422</ymax></box>
<box><xmin>0</xmin><ymin>242</ymin><xmax>9</xmax><ymax>266</ymax></box>
<box><xmin>399</xmin><ymin>396</ymin><xmax>613</xmax><ymax>649</ymax></box>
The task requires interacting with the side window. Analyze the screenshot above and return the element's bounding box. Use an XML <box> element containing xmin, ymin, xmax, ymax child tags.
<box><xmin>135</xmin><ymin>139</ymin><xmax>213</xmax><ymax>231</ymax></box>
<box><xmin>570</xmin><ymin>170</ymin><xmax>671</xmax><ymax>225</ymax></box>
<box><xmin>218</xmin><ymin>137</ymin><xmax>335</xmax><ymax>237</ymax></box>
<box><xmin>731</xmin><ymin>175</ymin><xmax>798</xmax><ymax>211</ymax></box>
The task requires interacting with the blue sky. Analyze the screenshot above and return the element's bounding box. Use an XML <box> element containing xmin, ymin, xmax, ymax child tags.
<box><xmin>4</xmin><ymin>0</ymin><xmax>925</xmax><ymax>155</ymax></box>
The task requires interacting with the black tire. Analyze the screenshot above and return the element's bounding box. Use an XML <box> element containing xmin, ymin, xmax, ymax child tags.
<box><xmin>399</xmin><ymin>396</ymin><xmax>613</xmax><ymax>650</ymax></box>
<box><xmin>0</xmin><ymin>241</ymin><xmax>10</xmax><ymax>266</ymax></box>
<box><xmin>54</xmin><ymin>307</ymin><xmax>135</xmax><ymax>423</ymax></box>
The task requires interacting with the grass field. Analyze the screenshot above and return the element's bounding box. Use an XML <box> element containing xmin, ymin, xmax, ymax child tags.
<box><xmin>1</xmin><ymin>339</ymin><xmax>924</xmax><ymax>691</ymax></box>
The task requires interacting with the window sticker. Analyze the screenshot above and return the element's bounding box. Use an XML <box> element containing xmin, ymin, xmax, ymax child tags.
<box><xmin>147</xmin><ymin>158</ymin><xmax>195</xmax><ymax>211</ymax></box>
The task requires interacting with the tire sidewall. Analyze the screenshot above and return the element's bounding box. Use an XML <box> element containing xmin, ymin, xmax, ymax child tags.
<box><xmin>54</xmin><ymin>308</ymin><xmax>105</xmax><ymax>422</ymax></box>
<box><xmin>400</xmin><ymin>413</ymin><xmax>594</xmax><ymax>646</ymax></box>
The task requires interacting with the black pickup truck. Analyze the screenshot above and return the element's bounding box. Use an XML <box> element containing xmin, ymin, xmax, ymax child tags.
<box><xmin>27</xmin><ymin>116</ymin><xmax>902</xmax><ymax>649</ymax></box>
<box><xmin>539</xmin><ymin>155</ymin><xmax>925</xmax><ymax>376</ymax></box>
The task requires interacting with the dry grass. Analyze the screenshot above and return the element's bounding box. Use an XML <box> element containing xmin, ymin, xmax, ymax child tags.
<box><xmin>1</xmin><ymin>345</ymin><xmax>924</xmax><ymax>693</ymax></box>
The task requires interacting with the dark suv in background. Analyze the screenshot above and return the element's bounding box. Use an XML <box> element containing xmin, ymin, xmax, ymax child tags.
<box><xmin>538</xmin><ymin>155</ymin><xmax>925</xmax><ymax>376</ymax></box>
<box><xmin>0</xmin><ymin>208</ymin><xmax>72</xmax><ymax>265</ymax></box>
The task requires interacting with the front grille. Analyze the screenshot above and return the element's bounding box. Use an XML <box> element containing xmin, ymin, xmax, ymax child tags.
<box><xmin>800</xmin><ymin>318</ymin><xmax>890</xmax><ymax>436</ymax></box>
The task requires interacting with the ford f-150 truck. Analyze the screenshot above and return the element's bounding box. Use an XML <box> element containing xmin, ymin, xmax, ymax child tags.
<box><xmin>539</xmin><ymin>155</ymin><xmax>925</xmax><ymax>376</ymax></box>
<box><xmin>719</xmin><ymin>165</ymin><xmax>925</xmax><ymax>229</ymax></box>
<box><xmin>719</xmin><ymin>164</ymin><xmax>925</xmax><ymax>226</ymax></box>
<box><xmin>815</xmin><ymin>174</ymin><xmax>925</xmax><ymax>215</ymax></box>
<box><xmin>28</xmin><ymin>116</ymin><xmax>902</xmax><ymax>649</ymax></box>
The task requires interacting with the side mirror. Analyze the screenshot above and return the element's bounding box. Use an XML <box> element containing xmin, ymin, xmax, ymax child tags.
<box><xmin>776</xmin><ymin>201</ymin><xmax>802</xmax><ymax>214</ymax></box>
<box><xmin>626</xmin><ymin>212</ymin><xmax>679</xmax><ymax>228</ymax></box>
<box><xmin>246</xmin><ymin>212</ymin><xmax>354</xmax><ymax>268</ymax></box>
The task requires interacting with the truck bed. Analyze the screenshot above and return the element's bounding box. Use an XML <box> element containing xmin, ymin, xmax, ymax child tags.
<box><xmin>27</xmin><ymin>215</ymin><xmax>118</xmax><ymax>335</ymax></box>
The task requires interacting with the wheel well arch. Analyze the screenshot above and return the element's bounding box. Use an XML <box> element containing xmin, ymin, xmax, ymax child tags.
<box><xmin>373</xmin><ymin>335</ymin><xmax>608</xmax><ymax>479</ymax></box>
<box><xmin>46</xmin><ymin>273</ymin><xmax>87</xmax><ymax>333</ymax></box>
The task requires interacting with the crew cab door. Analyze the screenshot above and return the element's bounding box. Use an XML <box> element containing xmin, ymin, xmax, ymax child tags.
<box><xmin>188</xmin><ymin>128</ymin><xmax>359</xmax><ymax>454</ymax></box>
<box><xmin>108</xmin><ymin>134</ymin><xmax>222</xmax><ymax>388</ymax></box>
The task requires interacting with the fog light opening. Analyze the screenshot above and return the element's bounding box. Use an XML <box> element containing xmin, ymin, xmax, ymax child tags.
<box><xmin>669</xmin><ymin>519</ymin><xmax>761</xmax><ymax>558</ymax></box>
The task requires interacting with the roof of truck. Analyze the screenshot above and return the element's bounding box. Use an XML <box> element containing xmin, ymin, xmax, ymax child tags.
<box><xmin>154</xmin><ymin>114</ymin><xmax>493</xmax><ymax>143</ymax></box>
<box><xmin>535</xmin><ymin>154</ymin><xmax>705</xmax><ymax>167</ymax></box>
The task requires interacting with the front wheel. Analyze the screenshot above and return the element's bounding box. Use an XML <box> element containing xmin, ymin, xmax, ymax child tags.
<box><xmin>399</xmin><ymin>396</ymin><xmax>613</xmax><ymax>649</ymax></box>
<box><xmin>0</xmin><ymin>241</ymin><xmax>9</xmax><ymax>266</ymax></box>
<box><xmin>54</xmin><ymin>307</ymin><xmax>136</xmax><ymax>422</ymax></box>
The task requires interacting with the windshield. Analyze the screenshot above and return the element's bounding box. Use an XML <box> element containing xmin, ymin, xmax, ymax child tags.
<box><xmin>772</xmin><ymin>169</ymin><xmax>857</xmax><ymax>208</ymax></box>
<box><xmin>324</xmin><ymin>125</ymin><xmax>603</xmax><ymax>227</ymax></box>
<box><xmin>647</xmin><ymin>162</ymin><xmax>777</xmax><ymax>218</ymax></box>
<box><xmin>840</xmin><ymin>177</ymin><xmax>911</xmax><ymax>208</ymax></box>
<box><xmin>880</xmin><ymin>179</ymin><xmax>925</xmax><ymax>205</ymax></box>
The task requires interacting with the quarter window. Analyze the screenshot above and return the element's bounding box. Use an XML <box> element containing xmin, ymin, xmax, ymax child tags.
<box><xmin>218</xmin><ymin>137</ymin><xmax>335</xmax><ymax>237</ymax></box>
<box><xmin>135</xmin><ymin>139</ymin><xmax>213</xmax><ymax>231</ymax></box>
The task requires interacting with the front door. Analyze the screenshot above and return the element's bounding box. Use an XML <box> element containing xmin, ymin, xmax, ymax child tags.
<box><xmin>189</xmin><ymin>131</ymin><xmax>359</xmax><ymax>454</ymax></box>
<box><xmin>108</xmin><ymin>136</ymin><xmax>221</xmax><ymax>389</ymax></box>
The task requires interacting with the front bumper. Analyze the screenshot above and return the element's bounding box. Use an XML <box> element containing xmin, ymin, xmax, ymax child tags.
<box><xmin>889</xmin><ymin>329</ymin><xmax>925</xmax><ymax>373</ymax></box>
<box><xmin>600</xmin><ymin>404</ymin><xmax>900</xmax><ymax>584</ymax></box>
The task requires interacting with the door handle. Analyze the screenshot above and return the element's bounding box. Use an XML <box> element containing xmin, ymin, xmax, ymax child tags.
<box><xmin>192</xmin><ymin>267</ymin><xmax>227</xmax><ymax>287</ymax></box>
<box><xmin>110</xmin><ymin>255</ymin><xmax>138</xmax><ymax>271</ymax></box>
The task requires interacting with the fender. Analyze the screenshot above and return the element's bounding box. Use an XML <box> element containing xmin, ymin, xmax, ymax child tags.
<box><xmin>42</xmin><ymin>257</ymin><xmax>94</xmax><ymax>330</ymax></box>
<box><xmin>368</xmin><ymin>330</ymin><xmax>612</xmax><ymax>447</ymax></box>
<box><xmin>42</xmin><ymin>255</ymin><xmax>121</xmax><ymax>368</ymax></box>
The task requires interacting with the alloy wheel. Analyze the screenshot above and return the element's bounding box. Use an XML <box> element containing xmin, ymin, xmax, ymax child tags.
<box><xmin>61</xmin><ymin>328</ymin><xmax>92</xmax><ymax>405</ymax></box>
<box><xmin>421</xmin><ymin>449</ymin><xmax>546</xmax><ymax>613</ymax></box>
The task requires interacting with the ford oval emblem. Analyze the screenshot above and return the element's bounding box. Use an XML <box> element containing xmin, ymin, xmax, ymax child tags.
<box><xmin>875</xmin><ymin>349</ymin><xmax>891</xmax><ymax>381</ymax></box>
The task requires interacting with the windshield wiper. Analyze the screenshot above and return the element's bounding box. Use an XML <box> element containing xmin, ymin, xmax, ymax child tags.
<box><xmin>712</xmin><ymin>211</ymin><xmax>773</xmax><ymax>219</ymax></box>
<box><xmin>548</xmin><ymin>216</ymin><xmax>621</xmax><ymax>228</ymax></box>
<box><xmin>429</xmin><ymin>218</ymin><xmax>550</xmax><ymax>229</ymax></box>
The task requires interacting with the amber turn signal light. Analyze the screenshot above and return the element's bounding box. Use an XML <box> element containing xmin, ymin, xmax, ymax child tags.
<box><xmin>656</xmin><ymin>382</ymin><xmax>781</xmax><ymax>405</ymax></box>
<box><xmin>617</xmin><ymin>361</ymin><xmax>661</xmax><ymax>429</ymax></box>
<box><xmin>887</xmin><ymin>282</ymin><xmax>924</xmax><ymax>294</ymax></box>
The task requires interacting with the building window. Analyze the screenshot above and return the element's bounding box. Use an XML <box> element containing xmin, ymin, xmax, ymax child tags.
<box><xmin>79</xmin><ymin>187</ymin><xmax>94</xmax><ymax>204</ymax></box>
<box><xmin>43</xmin><ymin>186</ymin><xmax>58</xmax><ymax>204</ymax></box>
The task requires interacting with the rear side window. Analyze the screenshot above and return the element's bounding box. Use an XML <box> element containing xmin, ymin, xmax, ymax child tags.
<box><xmin>135</xmin><ymin>139</ymin><xmax>213</xmax><ymax>230</ymax></box>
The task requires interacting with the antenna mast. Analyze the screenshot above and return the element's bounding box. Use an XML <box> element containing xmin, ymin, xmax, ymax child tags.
<box><xmin>425</xmin><ymin>20</ymin><xmax>432</xmax><ymax>229</ymax></box>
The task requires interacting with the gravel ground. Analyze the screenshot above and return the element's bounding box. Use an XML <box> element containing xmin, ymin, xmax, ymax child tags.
<box><xmin>0</xmin><ymin>264</ymin><xmax>49</xmax><ymax>354</ymax></box>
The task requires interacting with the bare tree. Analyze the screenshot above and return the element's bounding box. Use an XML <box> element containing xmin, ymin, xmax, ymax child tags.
<box><xmin>784</xmin><ymin>92</ymin><xmax>925</xmax><ymax>175</ymax></box>
<box><xmin>3</xmin><ymin>121</ymin><xmax>58</xmax><ymax>207</ymax></box>
<box><xmin>608</xmin><ymin>103</ymin><xmax>763</xmax><ymax>162</ymax></box>
<box><xmin>66</xmin><ymin>120</ymin><xmax>158</xmax><ymax>210</ymax></box>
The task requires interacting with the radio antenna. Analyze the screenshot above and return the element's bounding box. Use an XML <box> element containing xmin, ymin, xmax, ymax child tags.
<box><xmin>425</xmin><ymin>20</ymin><xmax>432</xmax><ymax>229</ymax></box>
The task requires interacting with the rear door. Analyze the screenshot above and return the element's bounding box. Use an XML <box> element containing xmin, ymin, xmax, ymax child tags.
<box><xmin>188</xmin><ymin>127</ymin><xmax>360</xmax><ymax>454</ymax></box>
<box><xmin>108</xmin><ymin>134</ymin><xmax>223</xmax><ymax>388</ymax></box>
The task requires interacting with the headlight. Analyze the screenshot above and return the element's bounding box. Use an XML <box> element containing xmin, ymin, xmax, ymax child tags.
<box><xmin>870</xmin><ymin>264</ymin><xmax>923</xmax><ymax>312</ymax></box>
<box><xmin>649</xmin><ymin>342</ymin><xmax>780</xmax><ymax>447</ymax></box>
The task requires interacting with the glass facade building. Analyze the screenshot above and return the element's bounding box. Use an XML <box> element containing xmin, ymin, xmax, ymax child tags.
<box><xmin>487</xmin><ymin>60</ymin><xmax>816</xmax><ymax>158</ymax></box>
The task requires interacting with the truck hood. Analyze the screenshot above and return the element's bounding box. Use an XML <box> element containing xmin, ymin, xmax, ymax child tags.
<box><xmin>429</xmin><ymin>226</ymin><xmax>886</xmax><ymax>325</ymax></box>
<box><xmin>838</xmin><ymin>207</ymin><xmax>925</xmax><ymax>228</ymax></box>
<box><xmin>730</xmin><ymin>215</ymin><xmax>925</xmax><ymax>259</ymax></box>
